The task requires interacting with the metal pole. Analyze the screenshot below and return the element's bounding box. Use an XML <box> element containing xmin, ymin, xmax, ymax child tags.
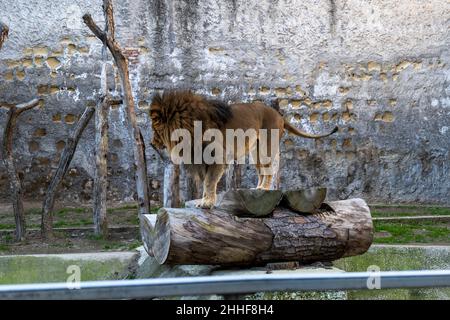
<box><xmin>0</xmin><ymin>270</ymin><xmax>449</xmax><ymax>300</ymax></box>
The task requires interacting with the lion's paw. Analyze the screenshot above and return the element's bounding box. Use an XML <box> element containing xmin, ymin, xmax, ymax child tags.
<box><xmin>196</xmin><ymin>198</ymin><xmax>215</xmax><ymax>209</ymax></box>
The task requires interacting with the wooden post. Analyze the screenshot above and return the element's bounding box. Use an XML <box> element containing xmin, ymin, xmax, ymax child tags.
<box><xmin>0</xmin><ymin>22</ymin><xmax>9</xmax><ymax>50</ymax></box>
<box><xmin>142</xmin><ymin>197</ymin><xmax>373</xmax><ymax>266</ymax></box>
<box><xmin>83</xmin><ymin>1</ymin><xmax>150</xmax><ymax>217</ymax></box>
<box><xmin>41</xmin><ymin>106</ymin><xmax>95</xmax><ymax>239</ymax></box>
<box><xmin>92</xmin><ymin>97</ymin><xmax>109</xmax><ymax>237</ymax></box>
<box><xmin>1</xmin><ymin>99</ymin><xmax>41</xmax><ymax>241</ymax></box>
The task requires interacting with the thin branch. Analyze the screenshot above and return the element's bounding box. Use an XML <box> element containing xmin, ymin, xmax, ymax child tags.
<box><xmin>83</xmin><ymin>15</ymin><xmax>107</xmax><ymax>43</ymax></box>
<box><xmin>41</xmin><ymin>105</ymin><xmax>95</xmax><ymax>238</ymax></box>
<box><xmin>15</xmin><ymin>98</ymin><xmax>41</xmax><ymax>115</ymax></box>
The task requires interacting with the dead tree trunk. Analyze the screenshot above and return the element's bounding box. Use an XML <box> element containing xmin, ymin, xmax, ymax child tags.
<box><xmin>0</xmin><ymin>22</ymin><xmax>9</xmax><ymax>50</ymax></box>
<box><xmin>163</xmin><ymin>163</ymin><xmax>180</xmax><ymax>208</ymax></box>
<box><xmin>41</xmin><ymin>106</ymin><xmax>95</xmax><ymax>238</ymax></box>
<box><xmin>83</xmin><ymin>1</ymin><xmax>150</xmax><ymax>217</ymax></box>
<box><xmin>91</xmin><ymin>3</ymin><xmax>115</xmax><ymax>238</ymax></box>
<box><xmin>1</xmin><ymin>99</ymin><xmax>40</xmax><ymax>241</ymax></box>
<box><xmin>225</xmin><ymin>162</ymin><xmax>241</xmax><ymax>191</ymax></box>
<box><xmin>92</xmin><ymin>97</ymin><xmax>109</xmax><ymax>237</ymax></box>
<box><xmin>142</xmin><ymin>197</ymin><xmax>373</xmax><ymax>266</ymax></box>
<box><xmin>183</xmin><ymin>169</ymin><xmax>202</xmax><ymax>201</ymax></box>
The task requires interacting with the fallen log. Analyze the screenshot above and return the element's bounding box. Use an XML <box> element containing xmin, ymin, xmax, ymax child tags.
<box><xmin>141</xmin><ymin>198</ymin><xmax>373</xmax><ymax>266</ymax></box>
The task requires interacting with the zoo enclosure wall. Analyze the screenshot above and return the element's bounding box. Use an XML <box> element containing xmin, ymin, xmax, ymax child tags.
<box><xmin>0</xmin><ymin>0</ymin><xmax>449</xmax><ymax>204</ymax></box>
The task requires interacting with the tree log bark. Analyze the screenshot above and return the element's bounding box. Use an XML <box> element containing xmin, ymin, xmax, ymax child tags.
<box><xmin>1</xmin><ymin>99</ymin><xmax>40</xmax><ymax>241</ymax></box>
<box><xmin>83</xmin><ymin>5</ymin><xmax>149</xmax><ymax>217</ymax></box>
<box><xmin>142</xmin><ymin>198</ymin><xmax>373</xmax><ymax>266</ymax></box>
<box><xmin>41</xmin><ymin>105</ymin><xmax>95</xmax><ymax>238</ymax></box>
<box><xmin>93</xmin><ymin>97</ymin><xmax>109</xmax><ymax>237</ymax></box>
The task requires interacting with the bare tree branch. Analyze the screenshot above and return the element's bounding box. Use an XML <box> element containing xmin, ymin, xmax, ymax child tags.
<box><xmin>1</xmin><ymin>99</ymin><xmax>40</xmax><ymax>241</ymax></box>
<box><xmin>0</xmin><ymin>22</ymin><xmax>9</xmax><ymax>50</ymax></box>
<box><xmin>15</xmin><ymin>98</ymin><xmax>41</xmax><ymax>114</ymax></box>
<box><xmin>103</xmin><ymin>0</ymin><xmax>115</xmax><ymax>40</ymax></box>
<box><xmin>83</xmin><ymin>6</ymin><xmax>150</xmax><ymax>216</ymax></box>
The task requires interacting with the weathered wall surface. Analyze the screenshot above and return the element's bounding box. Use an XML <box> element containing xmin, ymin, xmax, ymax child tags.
<box><xmin>0</xmin><ymin>0</ymin><xmax>449</xmax><ymax>204</ymax></box>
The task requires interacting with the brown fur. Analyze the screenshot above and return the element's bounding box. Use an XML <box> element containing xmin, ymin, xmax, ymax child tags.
<box><xmin>150</xmin><ymin>90</ymin><xmax>337</xmax><ymax>208</ymax></box>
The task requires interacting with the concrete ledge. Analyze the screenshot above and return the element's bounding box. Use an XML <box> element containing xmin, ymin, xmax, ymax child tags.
<box><xmin>0</xmin><ymin>252</ymin><xmax>138</xmax><ymax>284</ymax></box>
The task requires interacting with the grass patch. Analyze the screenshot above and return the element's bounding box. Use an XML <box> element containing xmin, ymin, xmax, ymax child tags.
<box><xmin>370</xmin><ymin>205</ymin><xmax>450</xmax><ymax>217</ymax></box>
<box><xmin>107</xmin><ymin>204</ymin><xmax>138</xmax><ymax>213</ymax></box>
<box><xmin>0</xmin><ymin>224</ymin><xmax>15</xmax><ymax>230</ymax></box>
<box><xmin>26</xmin><ymin>208</ymin><xmax>42</xmax><ymax>215</ymax></box>
<box><xmin>53</xmin><ymin>219</ymin><xmax>92</xmax><ymax>228</ymax></box>
<box><xmin>55</xmin><ymin>208</ymin><xmax>88</xmax><ymax>217</ymax></box>
<box><xmin>150</xmin><ymin>207</ymin><xmax>161</xmax><ymax>214</ymax></box>
<box><xmin>374</xmin><ymin>220</ymin><xmax>450</xmax><ymax>244</ymax></box>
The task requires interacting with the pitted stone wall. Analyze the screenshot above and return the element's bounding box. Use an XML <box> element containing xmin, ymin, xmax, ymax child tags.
<box><xmin>0</xmin><ymin>0</ymin><xmax>449</xmax><ymax>204</ymax></box>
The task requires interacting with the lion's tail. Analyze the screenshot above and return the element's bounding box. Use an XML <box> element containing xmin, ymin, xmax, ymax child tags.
<box><xmin>284</xmin><ymin>119</ymin><xmax>338</xmax><ymax>139</ymax></box>
<box><xmin>270</xmin><ymin>98</ymin><xmax>338</xmax><ymax>139</ymax></box>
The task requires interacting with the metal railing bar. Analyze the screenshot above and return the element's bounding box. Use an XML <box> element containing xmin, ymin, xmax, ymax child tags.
<box><xmin>0</xmin><ymin>270</ymin><xmax>449</xmax><ymax>300</ymax></box>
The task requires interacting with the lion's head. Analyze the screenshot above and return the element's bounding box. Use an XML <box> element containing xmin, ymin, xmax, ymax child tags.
<box><xmin>149</xmin><ymin>90</ymin><xmax>232</xmax><ymax>152</ymax></box>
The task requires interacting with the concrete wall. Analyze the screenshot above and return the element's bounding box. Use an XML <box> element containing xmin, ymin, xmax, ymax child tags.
<box><xmin>0</xmin><ymin>0</ymin><xmax>449</xmax><ymax>204</ymax></box>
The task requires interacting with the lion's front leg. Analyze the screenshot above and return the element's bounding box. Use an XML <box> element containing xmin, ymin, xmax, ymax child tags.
<box><xmin>196</xmin><ymin>164</ymin><xmax>225</xmax><ymax>209</ymax></box>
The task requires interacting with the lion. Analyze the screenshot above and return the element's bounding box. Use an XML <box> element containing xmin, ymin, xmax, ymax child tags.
<box><xmin>150</xmin><ymin>90</ymin><xmax>337</xmax><ymax>209</ymax></box>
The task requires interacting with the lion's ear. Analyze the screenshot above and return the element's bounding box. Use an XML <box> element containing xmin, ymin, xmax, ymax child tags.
<box><xmin>150</xmin><ymin>100</ymin><xmax>162</xmax><ymax>121</ymax></box>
